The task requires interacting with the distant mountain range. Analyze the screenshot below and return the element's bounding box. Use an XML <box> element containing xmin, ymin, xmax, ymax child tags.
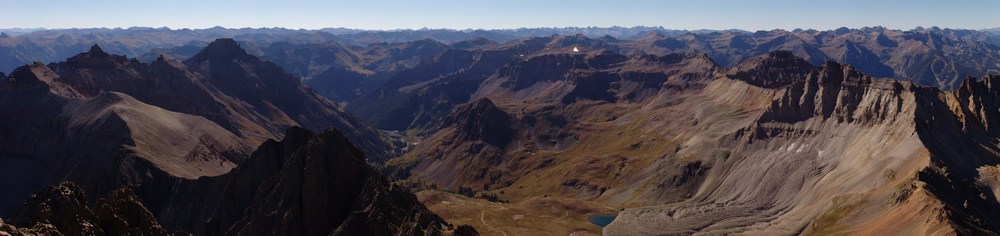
<box><xmin>1</xmin><ymin>26</ymin><xmax>998</xmax><ymax>90</ymax></box>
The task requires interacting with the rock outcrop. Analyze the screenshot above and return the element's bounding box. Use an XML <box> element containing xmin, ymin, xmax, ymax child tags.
<box><xmin>4</xmin><ymin>182</ymin><xmax>169</xmax><ymax>236</ymax></box>
<box><xmin>153</xmin><ymin>127</ymin><xmax>474</xmax><ymax>235</ymax></box>
<box><xmin>440</xmin><ymin>98</ymin><xmax>515</xmax><ymax>148</ymax></box>
<box><xmin>726</xmin><ymin>50</ymin><xmax>815</xmax><ymax>88</ymax></box>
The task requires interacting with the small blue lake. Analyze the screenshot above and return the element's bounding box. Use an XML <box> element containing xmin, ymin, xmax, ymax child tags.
<box><xmin>587</xmin><ymin>213</ymin><xmax>618</xmax><ymax>227</ymax></box>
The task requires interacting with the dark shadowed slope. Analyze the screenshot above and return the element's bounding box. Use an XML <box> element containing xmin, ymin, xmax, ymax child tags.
<box><xmin>152</xmin><ymin>127</ymin><xmax>477</xmax><ymax>236</ymax></box>
<box><xmin>183</xmin><ymin>39</ymin><xmax>403</xmax><ymax>162</ymax></box>
<box><xmin>0</xmin><ymin>62</ymin><xmax>250</xmax><ymax>216</ymax></box>
<box><xmin>3</xmin><ymin>182</ymin><xmax>170</xmax><ymax>235</ymax></box>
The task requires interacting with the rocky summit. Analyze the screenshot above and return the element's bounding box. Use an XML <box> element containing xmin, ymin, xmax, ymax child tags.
<box><xmin>151</xmin><ymin>127</ymin><xmax>476</xmax><ymax>236</ymax></box>
<box><xmin>4</xmin><ymin>182</ymin><xmax>169</xmax><ymax>236</ymax></box>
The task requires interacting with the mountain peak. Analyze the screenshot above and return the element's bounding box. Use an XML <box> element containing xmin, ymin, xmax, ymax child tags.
<box><xmin>727</xmin><ymin>50</ymin><xmax>815</xmax><ymax>88</ymax></box>
<box><xmin>194</xmin><ymin>126</ymin><xmax>461</xmax><ymax>235</ymax></box>
<box><xmin>0</xmin><ymin>32</ymin><xmax>10</xmax><ymax>38</ymax></box>
<box><xmin>208</xmin><ymin>38</ymin><xmax>240</xmax><ymax>49</ymax></box>
<box><xmin>8</xmin><ymin>182</ymin><xmax>170</xmax><ymax>235</ymax></box>
<box><xmin>638</xmin><ymin>31</ymin><xmax>666</xmax><ymax>41</ymax></box>
<box><xmin>88</xmin><ymin>44</ymin><xmax>109</xmax><ymax>57</ymax></box>
<box><xmin>3</xmin><ymin>62</ymin><xmax>83</xmax><ymax>98</ymax></box>
<box><xmin>958</xmin><ymin>74</ymin><xmax>1000</xmax><ymax>96</ymax></box>
<box><xmin>58</xmin><ymin>44</ymin><xmax>130</xmax><ymax>70</ymax></box>
<box><xmin>443</xmin><ymin>98</ymin><xmax>515</xmax><ymax>148</ymax></box>
<box><xmin>5</xmin><ymin>62</ymin><xmax>51</xmax><ymax>89</ymax></box>
<box><xmin>188</xmin><ymin>38</ymin><xmax>254</xmax><ymax>61</ymax></box>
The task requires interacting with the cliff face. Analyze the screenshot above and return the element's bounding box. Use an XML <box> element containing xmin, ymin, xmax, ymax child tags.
<box><xmin>604</xmin><ymin>53</ymin><xmax>1000</xmax><ymax>235</ymax></box>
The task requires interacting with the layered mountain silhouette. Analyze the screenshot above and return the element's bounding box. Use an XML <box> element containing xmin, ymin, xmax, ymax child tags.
<box><xmin>2</xmin><ymin>27</ymin><xmax>997</xmax><ymax>90</ymax></box>
<box><xmin>47</xmin><ymin>39</ymin><xmax>401</xmax><ymax>161</ymax></box>
<box><xmin>2</xmin><ymin>27</ymin><xmax>1000</xmax><ymax>235</ymax></box>
<box><xmin>259</xmin><ymin>39</ymin><xmax>449</xmax><ymax>103</ymax></box>
<box><xmin>0</xmin><ymin>37</ymin><xmax>477</xmax><ymax>236</ymax></box>
<box><xmin>624</xmin><ymin>27</ymin><xmax>1000</xmax><ymax>89</ymax></box>
<box><xmin>0</xmin><ymin>39</ymin><xmax>403</xmax><ymax>218</ymax></box>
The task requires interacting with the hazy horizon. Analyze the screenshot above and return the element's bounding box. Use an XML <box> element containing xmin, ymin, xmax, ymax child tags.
<box><xmin>1</xmin><ymin>25</ymin><xmax>996</xmax><ymax>33</ymax></box>
<box><xmin>2</xmin><ymin>0</ymin><xmax>998</xmax><ymax>31</ymax></box>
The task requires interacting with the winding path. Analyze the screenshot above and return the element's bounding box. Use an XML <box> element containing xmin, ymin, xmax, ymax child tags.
<box><xmin>476</xmin><ymin>202</ymin><xmax>508</xmax><ymax>236</ymax></box>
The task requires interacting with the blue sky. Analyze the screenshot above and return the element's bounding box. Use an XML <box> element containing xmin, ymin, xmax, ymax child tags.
<box><xmin>1</xmin><ymin>0</ymin><xmax>997</xmax><ymax>30</ymax></box>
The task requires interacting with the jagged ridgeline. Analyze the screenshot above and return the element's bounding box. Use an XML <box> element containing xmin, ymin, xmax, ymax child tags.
<box><xmin>2</xmin><ymin>27</ymin><xmax>998</xmax><ymax>91</ymax></box>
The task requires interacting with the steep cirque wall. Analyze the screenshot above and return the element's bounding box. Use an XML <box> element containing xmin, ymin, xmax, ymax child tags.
<box><xmin>606</xmin><ymin>55</ymin><xmax>1000</xmax><ymax>234</ymax></box>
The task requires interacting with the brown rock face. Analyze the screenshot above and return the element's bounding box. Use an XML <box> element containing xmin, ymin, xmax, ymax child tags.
<box><xmin>727</xmin><ymin>50</ymin><xmax>815</xmax><ymax>88</ymax></box>
<box><xmin>7</xmin><ymin>182</ymin><xmax>168</xmax><ymax>236</ymax></box>
<box><xmin>95</xmin><ymin>187</ymin><xmax>171</xmax><ymax>236</ymax></box>
<box><xmin>9</xmin><ymin>182</ymin><xmax>103</xmax><ymax>235</ymax></box>
<box><xmin>442</xmin><ymin>98</ymin><xmax>515</xmax><ymax>148</ymax></box>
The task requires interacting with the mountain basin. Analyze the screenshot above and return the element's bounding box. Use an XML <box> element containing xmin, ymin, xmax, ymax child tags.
<box><xmin>587</xmin><ymin>213</ymin><xmax>618</xmax><ymax>227</ymax></box>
